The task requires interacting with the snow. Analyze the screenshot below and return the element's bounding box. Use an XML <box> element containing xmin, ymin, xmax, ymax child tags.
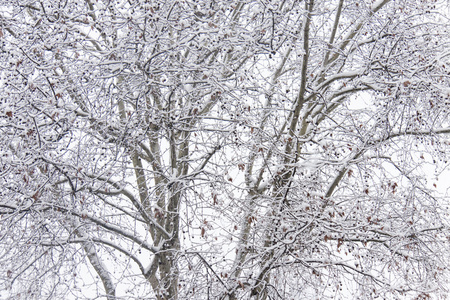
<box><xmin>257</xmin><ymin>179</ymin><xmax>268</xmax><ymax>191</ymax></box>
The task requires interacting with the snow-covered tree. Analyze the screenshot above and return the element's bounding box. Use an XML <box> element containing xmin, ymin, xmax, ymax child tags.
<box><xmin>0</xmin><ymin>0</ymin><xmax>449</xmax><ymax>299</ymax></box>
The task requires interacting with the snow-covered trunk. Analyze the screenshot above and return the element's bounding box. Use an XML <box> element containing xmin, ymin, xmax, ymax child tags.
<box><xmin>236</xmin><ymin>1</ymin><xmax>315</xmax><ymax>297</ymax></box>
<box><xmin>82</xmin><ymin>241</ymin><xmax>116</xmax><ymax>300</ymax></box>
<box><xmin>72</xmin><ymin>219</ymin><xmax>116</xmax><ymax>299</ymax></box>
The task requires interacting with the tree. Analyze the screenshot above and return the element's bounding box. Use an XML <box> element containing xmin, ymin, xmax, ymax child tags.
<box><xmin>0</xmin><ymin>0</ymin><xmax>449</xmax><ymax>299</ymax></box>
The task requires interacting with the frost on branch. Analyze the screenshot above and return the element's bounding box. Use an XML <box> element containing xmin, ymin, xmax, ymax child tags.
<box><xmin>0</xmin><ymin>0</ymin><xmax>449</xmax><ymax>299</ymax></box>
